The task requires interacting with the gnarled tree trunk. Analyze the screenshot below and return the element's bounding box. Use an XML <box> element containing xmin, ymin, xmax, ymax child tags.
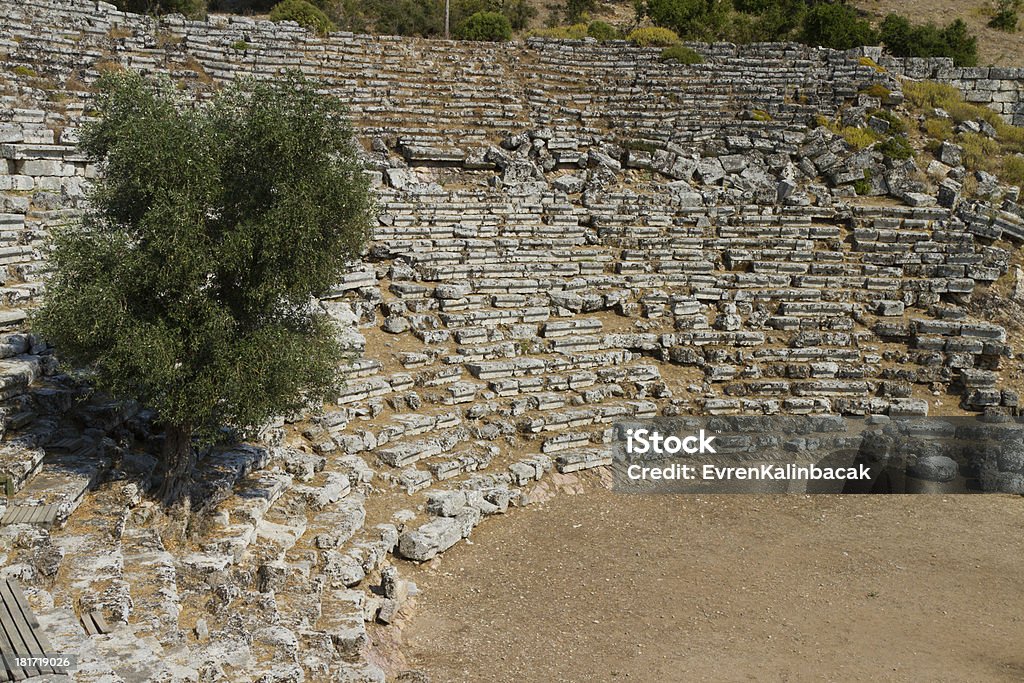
<box><xmin>158</xmin><ymin>423</ymin><xmax>195</xmax><ymax>507</ymax></box>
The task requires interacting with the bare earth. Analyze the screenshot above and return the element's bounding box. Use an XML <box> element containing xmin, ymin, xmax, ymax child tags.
<box><xmin>402</xmin><ymin>490</ymin><xmax>1024</xmax><ymax>682</ymax></box>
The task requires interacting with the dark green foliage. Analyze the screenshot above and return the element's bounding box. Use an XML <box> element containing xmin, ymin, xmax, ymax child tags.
<box><xmin>452</xmin><ymin>0</ymin><xmax>536</xmax><ymax>31</ymax></box>
<box><xmin>563</xmin><ymin>0</ymin><xmax>597</xmax><ymax>23</ymax></box>
<box><xmin>587</xmin><ymin>20</ymin><xmax>619</xmax><ymax>41</ymax></box>
<box><xmin>33</xmin><ymin>71</ymin><xmax>372</xmax><ymax>498</ymax></box>
<box><xmin>879</xmin><ymin>14</ymin><xmax>978</xmax><ymax>67</ymax></box>
<box><xmin>269</xmin><ymin>0</ymin><xmax>336</xmax><ymax>34</ymax></box>
<box><xmin>367</xmin><ymin>0</ymin><xmax>441</xmax><ymax>36</ymax></box>
<box><xmin>869</xmin><ymin>109</ymin><xmax>906</xmax><ymax>135</ymax></box>
<box><xmin>455</xmin><ymin>10</ymin><xmax>513</xmax><ymax>40</ymax></box>
<box><xmin>989</xmin><ymin>0</ymin><xmax>1020</xmax><ymax>32</ymax></box>
<box><xmin>641</xmin><ymin>0</ymin><xmax>731</xmax><ymax>40</ymax></box>
<box><xmin>876</xmin><ymin>135</ymin><xmax>914</xmax><ymax>160</ymax></box>
<box><xmin>853</xmin><ymin>169</ymin><xmax>873</xmax><ymax>195</ymax></box>
<box><xmin>354</xmin><ymin>0</ymin><xmax>530</xmax><ymax>37</ymax></box>
<box><xmin>800</xmin><ymin>3</ymin><xmax>877</xmax><ymax>50</ymax></box>
<box><xmin>502</xmin><ymin>0</ymin><xmax>538</xmax><ymax>30</ymax></box>
<box><xmin>660</xmin><ymin>44</ymin><xmax>703</xmax><ymax>64</ymax></box>
<box><xmin>113</xmin><ymin>0</ymin><xmax>206</xmax><ymax>18</ymax></box>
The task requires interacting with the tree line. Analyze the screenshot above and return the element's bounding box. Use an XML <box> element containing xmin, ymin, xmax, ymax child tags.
<box><xmin>116</xmin><ymin>0</ymin><xmax>980</xmax><ymax>66</ymax></box>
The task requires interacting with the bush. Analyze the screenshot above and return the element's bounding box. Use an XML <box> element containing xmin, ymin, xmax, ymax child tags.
<box><xmin>114</xmin><ymin>0</ymin><xmax>206</xmax><ymax>17</ymax></box>
<box><xmin>627</xmin><ymin>26</ymin><xmax>681</xmax><ymax>46</ymax></box>
<box><xmin>587</xmin><ymin>20</ymin><xmax>619</xmax><ymax>41</ymax></box>
<box><xmin>853</xmin><ymin>169</ymin><xmax>872</xmax><ymax>196</ymax></box>
<box><xmin>660</xmin><ymin>44</ymin><xmax>703</xmax><ymax>64</ymax></box>
<box><xmin>455</xmin><ymin>11</ymin><xmax>512</xmax><ymax>41</ymax></box>
<box><xmin>989</xmin><ymin>0</ymin><xmax>1019</xmax><ymax>32</ymax></box>
<box><xmin>364</xmin><ymin>0</ymin><xmax>442</xmax><ymax>37</ymax></box>
<box><xmin>876</xmin><ymin>135</ymin><xmax>913</xmax><ymax>160</ymax></box>
<box><xmin>563</xmin><ymin>0</ymin><xmax>597</xmax><ymax>23</ymax></box>
<box><xmin>800</xmin><ymin>3</ymin><xmax>877</xmax><ymax>50</ymax></box>
<box><xmin>502</xmin><ymin>0</ymin><xmax>537</xmax><ymax>30</ymax></box>
<box><xmin>269</xmin><ymin>0</ymin><xmax>335</xmax><ymax>34</ymax></box>
<box><xmin>880</xmin><ymin>14</ymin><xmax>977</xmax><ymax>67</ymax></box>
<box><xmin>869</xmin><ymin>109</ymin><xmax>906</xmax><ymax>135</ymax></box>
<box><xmin>728</xmin><ymin>0</ymin><xmax>806</xmax><ymax>42</ymax></box>
<box><xmin>642</xmin><ymin>0</ymin><xmax>731</xmax><ymax>40</ymax></box>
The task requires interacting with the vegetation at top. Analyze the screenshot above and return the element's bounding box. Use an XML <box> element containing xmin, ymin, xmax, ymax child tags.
<box><xmin>110</xmin><ymin>0</ymin><xmax>980</xmax><ymax>66</ymax></box>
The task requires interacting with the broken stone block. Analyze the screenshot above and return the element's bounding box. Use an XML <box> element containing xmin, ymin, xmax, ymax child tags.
<box><xmin>397</xmin><ymin>517</ymin><xmax>463</xmax><ymax>561</ymax></box>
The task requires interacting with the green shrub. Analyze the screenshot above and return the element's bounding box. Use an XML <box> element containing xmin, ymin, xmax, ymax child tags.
<box><xmin>729</xmin><ymin>0</ymin><xmax>806</xmax><ymax>42</ymax></box>
<box><xmin>269</xmin><ymin>0</ymin><xmax>335</xmax><ymax>35</ymax></box>
<box><xmin>660</xmin><ymin>44</ymin><xmax>703</xmax><ymax>64</ymax></box>
<box><xmin>869</xmin><ymin>109</ymin><xmax>907</xmax><ymax>135</ymax></box>
<box><xmin>853</xmin><ymin>169</ymin><xmax>873</xmax><ymax>195</ymax></box>
<box><xmin>800</xmin><ymin>3</ymin><xmax>878</xmax><ymax>50</ymax></box>
<box><xmin>876</xmin><ymin>135</ymin><xmax>913</xmax><ymax>160</ymax></box>
<box><xmin>113</xmin><ymin>0</ymin><xmax>206</xmax><ymax>18</ymax></box>
<box><xmin>627</xmin><ymin>26</ymin><xmax>681</xmax><ymax>46</ymax></box>
<box><xmin>562</xmin><ymin>0</ymin><xmax>597</xmax><ymax>23</ymax></box>
<box><xmin>230</xmin><ymin>40</ymin><xmax>251</xmax><ymax>51</ymax></box>
<box><xmin>363</xmin><ymin>0</ymin><xmax>442</xmax><ymax>36</ymax></box>
<box><xmin>587</xmin><ymin>20</ymin><xmax>618</xmax><ymax>41</ymax></box>
<box><xmin>502</xmin><ymin>0</ymin><xmax>537</xmax><ymax>30</ymax></box>
<box><xmin>448</xmin><ymin>0</ymin><xmax>534</xmax><ymax>31</ymax></box>
<box><xmin>750</xmin><ymin>109</ymin><xmax>773</xmax><ymax>121</ymax></box>
<box><xmin>879</xmin><ymin>14</ymin><xmax>977</xmax><ymax>67</ymax></box>
<box><xmin>642</xmin><ymin>0</ymin><xmax>731</xmax><ymax>40</ymax></box>
<box><xmin>454</xmin><ymin>11</ymin><xmax>512</xmax><ymax>41</ymax></box>
<box><xmin>989</xmin><ymin>0</ymin><xmax>1020</xmax><ymax>32</ymax></box>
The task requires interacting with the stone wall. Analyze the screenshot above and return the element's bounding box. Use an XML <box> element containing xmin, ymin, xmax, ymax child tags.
<box><xmin>871</xmin><ymin>49</ymin><xmax>1024</xmax><ymax>125</ymax></box>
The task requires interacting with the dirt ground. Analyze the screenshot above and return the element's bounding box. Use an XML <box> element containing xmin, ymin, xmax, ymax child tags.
<box><xmin>401</xmin><ymin>488</ymin><xmax>1024</xmax><ymax>682</ymax></box>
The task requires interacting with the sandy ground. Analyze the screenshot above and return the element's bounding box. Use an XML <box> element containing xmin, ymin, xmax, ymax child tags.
<box><xmin>401</xmin><ymin>489</ymin><xmax>1024</xmax><ymax>682</ymax></box>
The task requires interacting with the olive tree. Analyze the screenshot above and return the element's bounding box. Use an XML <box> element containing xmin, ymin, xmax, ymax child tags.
<box><xmin>34</xmin><ymin>71</ymin><xmax>373</xmax><ymax>505</ymax></box>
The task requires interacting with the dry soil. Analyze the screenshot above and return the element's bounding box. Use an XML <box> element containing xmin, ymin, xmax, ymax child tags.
<box><xmin>402</xmin><ymin>489</ymin><xmax>1024</xmax><ymax>682</ymax></box>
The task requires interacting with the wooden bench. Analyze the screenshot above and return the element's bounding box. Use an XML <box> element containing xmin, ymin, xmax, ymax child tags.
<box><xmin>0</xmin><ymin>506</ymin><xmax>59</xmax><ymax>528</ymax></box>
<box><xmin>0</xmin><ymin>580</ymin><xmax>66</xmax><ymax>680</ymax></box>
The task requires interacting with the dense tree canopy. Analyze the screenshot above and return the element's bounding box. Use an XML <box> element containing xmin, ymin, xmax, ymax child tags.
<box><xmin>34</xmin><ymin>71</ymin><xmax>373</xmax><ymax>503</ymax></box>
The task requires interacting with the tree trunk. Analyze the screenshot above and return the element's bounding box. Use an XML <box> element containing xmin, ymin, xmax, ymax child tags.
<box><xmin>445</xmin><ymin>0</ymin><xmax>450</xmax><ymax>39</ymax></box>
<box><xmin>158</xmin><ymin>423</ymin><xmax>195</xmax><ymax>507</ymax></box>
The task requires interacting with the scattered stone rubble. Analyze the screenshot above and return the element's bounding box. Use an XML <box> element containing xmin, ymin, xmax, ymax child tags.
<box><xmin>0</xmin><ymin>0</ymin><xmax>1023</xmax><ymax>680</ymax></box>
